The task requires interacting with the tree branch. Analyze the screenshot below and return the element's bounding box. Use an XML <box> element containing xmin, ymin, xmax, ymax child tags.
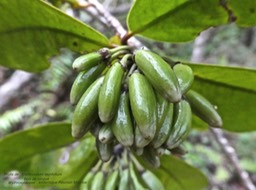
<box><xmin>87</xmin><ymin>0</ymin><xmax>127</xmax><ymax>37</ymax></box>
<box><xmin>80</xmin><ymin>0</ymin><xmax>144</xmax><ymax>48</ymax></box>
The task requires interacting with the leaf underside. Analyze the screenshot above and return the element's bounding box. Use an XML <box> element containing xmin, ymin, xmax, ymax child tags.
<box><xmin>187</xmin><ymin>63</ymin><xmax>256</xmax><ymax>132</ymax></box>
<box><xmin>127</xmin><ymin>0</ymin><xmax>228</xmax><ymax>42</ymax></box>
<box><xmin>141</xmin><ymin>155</ymin><xmax>208</xmax><ymax>190</ymax></box>
<box><xmin>0</xmin><ymin>122</ymin><xmax>75</xmax><ymax>172</ymax></box>
<box><xmin>127</xmin><ymin>0</ymin><xmax>256</xmax><ymax>42</ymax></box>
<box><xmin>15</xmin><ymin>136</ymin><xmax>97</xmax><ymax>189</ymax></box>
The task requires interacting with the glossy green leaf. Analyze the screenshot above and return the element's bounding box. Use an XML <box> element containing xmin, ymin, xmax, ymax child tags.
<box><xmin>141</xmin><ymin>155</ymin><xmax>208</xmax><ymax>190</ymax></box>
<box><xmin>127</xmin><ymin>0</ymin><xmax>227</xmax><ymax>42</ymax></box>
<box><xmin>228</xmin><ymin>0</ymin><xmax>256</xmax><ymax>27</ymax></box>
<box><xmin>15</xmin><ymin>135</ymin><xmax>97</xmax><ymax>189</ymax></box>
<box><xmin>187</xmin><ymin>63</ymin><xmax>256</xmax><ymax>132</ymax></box>
<box><xmin>0</xmin><ymin>122</ymin><xmax>75</xmax><ymax>172</ymax></box>
<box><xmin>0</xmin><ymin>0</ymin><xmax>109</xmax><ymax>72</ymax></box>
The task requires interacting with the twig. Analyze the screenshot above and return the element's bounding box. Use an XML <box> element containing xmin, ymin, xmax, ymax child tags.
<box><xmin>87</xmin><ymin>0</ymin><xmax>126</xmax><ymax>38</ymax></box>
<box><xmin>210</xmin><ymin>128</ymin><xmax>256</xmax><ymax>190</ymax></box>
<box><xmin>83</xmin><ymin>0</ymin><xmax>144</xmax><ymax>48</ymax></box>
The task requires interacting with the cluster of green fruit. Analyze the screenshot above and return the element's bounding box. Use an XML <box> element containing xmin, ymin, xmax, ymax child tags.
<box><xmin>80</xmin><ymin>150</ymin><xmax>165</xmax><ymax>190</ymax></box>
<box><xmin>70</xmin><ymin>46</ymin><xmax>222</xmax><ymax>167</ymax></box>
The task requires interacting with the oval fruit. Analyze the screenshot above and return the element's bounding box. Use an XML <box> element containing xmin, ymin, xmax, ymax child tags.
<box><xmin>173</xmin><ymin>63</ymin><xmax>194</xmax><ymax>94</ymax></box>
<box><xmin>129</xmin><ymin>72</ymin><xmax>157</xmax><ymax>140</ymax></box>
<box><xmin>70</xmin><ymin>63</ymin><xmax>106</xmax><ymax>104</ymax></box>
<box><xmin>71</xmin><ymin>77</ymin><xmax>104</xmax><ymax>139</ymax></box>
<box><xmin>165</xmin><ymin>99</ymin><xmax>192</xmax><ymax>149</ymax></box>
<box><xmin>185</xmin><ymin>90</ymin><xmax>223</xmax><ymax>128</ymax></box>
<box><xmin>111</xmin><ymin>91</ymin><xmax>134</xmax><ymax>147</ymax></box>
<box><xmin>134</xmin><ymin>49</ymin><xmax>181</xmax><ymax>102</ymax></box>
<box><xmin>98</xmin><ymin>62</ymin><xmax>124</xmax><ymax>123</ymax></box>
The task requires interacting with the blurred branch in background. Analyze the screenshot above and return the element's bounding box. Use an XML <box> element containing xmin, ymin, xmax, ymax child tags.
<box><xmin>0</xmin><ymin>100</ymin><xmax>38</xmax><ymax>138</ymax></box>
<box><xmin>191</xmin><ymin>28</ymin><xmax>216</xmax><ymax>63</ymax></box>
<box><xmin>242</xmin><ymin>28</ymin><xmax>255</xmax><ymax>48</ymax></box>
<box><xmin>211</xmin><ymin>128</ymin><xmax>256</xmax><ymax>190</ymax></box>
<box><xmin>0</xmin><ymin>71</ymin><xmax>34</xmax><ymax>110</ymax></box>
<box><xmin>0</xmin><ymin>49</ymin><xmax>75</xmax><ymax>137</ymax></box>
<box><xmin>191</xmin><ymin>28</ymin><xmax>256</xmax><ymax>190</ymax></box>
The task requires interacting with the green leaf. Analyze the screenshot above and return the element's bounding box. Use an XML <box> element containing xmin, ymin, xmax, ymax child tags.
<box><xmin>228</xmin><ymin>0</ymin><xmax>256</xmax><ymax>27</ymax></box>
<box><xmin>0</xmin><ymin>0</ymin><xmax>110</xmax><ymax>72</ymax></box>
<box><xmin>143</xmin><ymin>155</ymin><xmax>208</xmax><ymax>190</ymax></box>
<box><xmin>127</xmin><ymin>0</ymin><xmax>227</xmax><ymax>42</ymax></box>
<box><xmin>187</xmin><ymin>63</ymin><xmax>256</xmax><ymax>132</ymax></box>
<box><xmin>0</xmin><ymin>122</ymin><xmax>75</xmax><ymax>172</ymax></box>
<box><xmin>15</xmin><ymin>136</ymin><xmax>97</xmax><ymax>189</ymax></box>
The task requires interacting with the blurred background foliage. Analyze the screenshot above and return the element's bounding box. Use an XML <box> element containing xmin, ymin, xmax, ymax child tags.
<box><xmin>0</xmin><ymin>0</ymin><xmax>256</xmax><ymax>189</ymax></box>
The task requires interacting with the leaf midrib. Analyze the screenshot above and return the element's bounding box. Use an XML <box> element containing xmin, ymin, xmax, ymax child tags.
<box><xmin>0</xmin><ymin>26</ymin><xmax>110</xmax><ymax>48</ymax></box>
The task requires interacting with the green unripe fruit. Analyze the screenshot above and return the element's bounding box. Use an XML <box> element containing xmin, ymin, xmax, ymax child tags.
<box><xmin>98</xmin><ymin>62</ymin><xmax>124</xmax><ymax>123</ymax></box>
<box><xmin>80</xmin><ymin>171</ymin><xmax>94</xmax><ymax>190</ymax></box>
<box><xmin>72</xmin><ymin>77</ymin><xmax>104</xmax><ymax>139</ymax></box>
<box><xmin>129</xmin><ymin>163</ymin><xmax>148</xmax><ymax>190</ymax></box>
<box><xmin>134</xmin><ymin>49</ymin><xmax>181</xmax><ymax>102</ymax></box>
<box><xmin>118</xmin><ymin>168</ymin><xmax>130</xmax><ymax>190</ymax></box>
<box><xmin>166</xmin><ymin>100</ymin><xmax>192</xmax><ymax>149</ymax></box>
<box><xmin>135</xmin><ymin>126</ymin><xmax>151</xmax><ymax>148</ymax></box>
<box><xmin>72</xmin><ymin>48</ymin><xmax>110</xmax><ymax>72</ymax></box>
<box><xmin>129</xmin><ymin>72</ymin><xmax>157</xmax><ymax>140</ymax></box>
<box><xmin>156</xmin><ymin>92</ymin><xmax>169</xmax><ymax>128</ymax></box>
<box><xmin>185</xmin><ymin>90</ymin><xmax>223</xmax><ymax>128</ymax></box>
<box><xmin>70</xmin><ymin>63</ymin><xmax>106</xmax><ymax>105</ymax></box>
<box><xmin>105</xmin><ymin>170</ymin><xmax>119</xmax><ymax>190</ymax></box>
<box><xmin>98</xmin><ymin>123</ymin><xmax>114</xmax><ymax>144</ymax></box>
<box><xmin>96</xmin><ymin>139</ymin><xmax>113</xmax><ymax>162</ymax></box>
<box><xmin>90</xmin><ymin>171</ymin><xmax>105</xmax><ymax>190</ymax></box>
<box><xmin>173</xmin><ymin>63</ymin><xmax>194</xmax><ymax>94</ymax></box>
<box><xmin>111</xmin><ymin>91</ymin><xmax>134</xmax><ymax>147</ymax></box>
<box><xmin>151</xmin><ymin>103</ymin><xmax>174</xmax><ymax>148</ymax></box>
